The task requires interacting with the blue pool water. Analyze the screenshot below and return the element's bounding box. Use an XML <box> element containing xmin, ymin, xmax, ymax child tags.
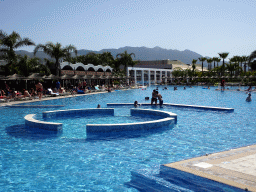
<box><xmin>1</xmin><ymin>85</ymin><xmax>256</xmax><ymax>191</ymax></box>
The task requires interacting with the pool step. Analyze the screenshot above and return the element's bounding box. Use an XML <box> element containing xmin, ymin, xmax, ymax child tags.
<box><xmin>127</xmin><ymin>165</ymin><xmax>247</xmax><ymax>192</ymax></box>
<box><xmin>126</xmin><ymin>169</ymin><xmax>192</xmax><ymax>192</ymax></box>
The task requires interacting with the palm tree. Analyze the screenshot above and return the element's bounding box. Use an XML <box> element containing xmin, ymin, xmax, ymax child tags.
<box><xmin>34</xmin><ymin>42</ymin><xmax>77</xmax><ymax>76</ymax></box>
<box><xmin>212</xmin><ymin>57</ymin><xmax>219</xmax><ymax>69</ymax></box>
<box><xmin>225</xmin><ymin>61</ymin><xmax>236</xmax><ymax>76</ymax></box>
<box><xmin>216</xmin><ymin>57</ymin><xmax>221</xmax><ymax>68</ymax></box>
<box><xmin>206</xmin><ymin>58</ymin><xmax>213</xmax><ymax>71</ymax></box>
<box><xmin>100</xmin><ymin>52</ymin><xmax>114</xmax><ymax>66</ymax></box>
<box><xmin>116</xmin><ymin>50</ymin><xmax>135</xmax><ymax>73</ymax></box>
<box><xmin>241</xmin><ymin>56</ymin><xmax>249</xmax><ymax>72</ymax></box>
<box><xmin>192</xmin><ymin>59</ymin><xmax>197</xmax><ymax>73</ymax></box>
<box><xmin>218</xmin><ymin>52</ymin><xmax>229</xmax><ymax>75</ymax></box>
<box><xmin>230</xmin><ymin>56</ymin><xmax>240</xmax><ymax>75</ymax></box>
<box><xmin>198</xmin><ymin>57</ymin><xmax>207</xmax><ymax>73</ymax></box>
<box><xmin>0</xmin><ymin>30</ymin><xmax>35</xmax><ymax>74</ymax></box>
<box><xmin>249</xmin><ymin>50</ymin><xmax>256</xmax><ymax>71</ymax></box>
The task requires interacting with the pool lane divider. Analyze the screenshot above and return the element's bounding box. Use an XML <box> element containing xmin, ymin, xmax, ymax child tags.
<box><xmin>107</xmin><ymin>103</ymin><xmax>234</xmax><ymax>112</ymax></box>
<box><xmin>24</xmin><ymin>108</ymin><xmax>177</xmax><ymax>132</ymax></box>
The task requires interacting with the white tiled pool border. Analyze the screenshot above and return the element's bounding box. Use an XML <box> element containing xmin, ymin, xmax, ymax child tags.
<box><xmin>107</xmin><ymin>103</ymin><xmax>234</xmax><ymax>112</ymax></box>
<box><xmin>87</xmin><ymin>108</ymin><xmax>177</xmax><ymax>132</ymax></box>
<box><xmin>24</xmin><ymin>108</ymin><xmax>177</xmax><ymax>133</ymax></box>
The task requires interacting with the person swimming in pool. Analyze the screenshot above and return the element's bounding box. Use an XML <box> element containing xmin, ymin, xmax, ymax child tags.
<box><xmin>246</xmin><ymin>93</ymin><xmax>252</xmax><ymax>102</ymax></box>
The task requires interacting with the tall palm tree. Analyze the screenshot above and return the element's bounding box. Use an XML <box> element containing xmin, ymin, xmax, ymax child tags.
<box><xmin>218</xmin><ymin>52</ymin><xmax>229</xmax><ymax>75</ymax></box>
<box><xmin>191</xmin><ymin>59</ymin><xmax>197</xmax><ymax>73</ymax></box>
<box><xmin>216</xmin><ymin>57</ymin><xmax>221</xmax><ymax>68</ymax></box>
<box><xmin>241</xmin><ymin>55</ymin><xmax>249</xmax><ymax>72</ymax></box>
<box><xmin>212</xmin><ymin>57</ymin><xmax>218</xmax><ymax>69</ymax></box>
<box><xmin>0</xmin><ymin>30</ymin><xmax>35</xmax><ymax>74</ymax></box>
<box><xmin>225</xmin><ymin>61</ymin><xmax>236</xmax><ymax>76</ymax></box>
<box><xmin>249</xmin><ymin>50</ymin><xmax>256</xmax><ymax>71</ymax></box>
<box><xmin>198</xmin><ymin>57</ymin><xmax>207</xmax><ymax>73</ymax></box>
<box><xmin>206</xmin><ymin>58</ymin><xmax>213</xmax><ymax>71</ymax></box>
<box><xmin>34</xmin><ymin>42</ymin><xmax>77</xmax><ymax>76</ymax></box>
<box><xmin>116</xmin><ymin>50</ymin><xmax>135</xmax><ymax>73</ymax></box>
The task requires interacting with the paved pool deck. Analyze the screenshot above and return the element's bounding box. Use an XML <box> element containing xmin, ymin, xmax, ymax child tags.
<box><xmin>164</xmin><ymin>144</ymin><xmax>256</xmax><ymax>191</ymax></box>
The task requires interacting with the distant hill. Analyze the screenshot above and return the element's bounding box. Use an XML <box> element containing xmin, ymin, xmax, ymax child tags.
<box><xmin>15</xmin><ymin>46</ymin><xmax>207</xmax><ymax>66</ymax></box>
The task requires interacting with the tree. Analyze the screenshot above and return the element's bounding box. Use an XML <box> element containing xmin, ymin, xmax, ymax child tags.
<box><xmin>0</xmin><ymin>30</ymin><xmax>35</xmax><ymax>75</ymax></box>
<box><xmin>206</xmin><ymin>58</ymin><xmax>213</xmax><ymax>71</ymax></box>
<box><xmin>34</xmin><ymin>42</ymin><xmax>77</xmax><ymax>76</ymax></box>
<box><xmin>218</xmin><ymin>52</ymin><xmax>229</xmax><ymax>75</ymax></box>
<box><xmin>225</xmin><ymin>61</ymin><xmax>236</xmax><ymax>76</ymax></box>
<box><xmin>241</xmin><ymin>56</ymin><xmax>249</xmax><ymax>72</ymax></box>
<box><xmin>99</xmin><ymin>52</ymin><xmax>114</xmax><ymax>66</ymax></box>
<box><xmin>216</xmin><ymin>57</ymin><xmax>221</xmax><ymax>68</ymax></box>
<box><xmin>191</xmin><ymin>59</ymin><xmax>197</xmax><ymax>74</ymax></box>
<box><xmin>249</xmin><ymin>50</ymin><xmax>256</xmax><ymax>71</ymax></box>
<box><xmin>116</xmin><ymin>50</ymin><xmax>136</xmax><ymax>73</ymax></box>
<box><xmin>17</xmin><ymin>55</ymin><xmax>50</xmax><ymax>76</ymax></box>
<box><xmin>198</xmin><ymin>57</ymin><xmax>207</xmax><ymax>73</ymax></box>
<box><xmin>212</xmin><ymin>57</ymin><xmax>219</xmax><ymax>69</ymax></box>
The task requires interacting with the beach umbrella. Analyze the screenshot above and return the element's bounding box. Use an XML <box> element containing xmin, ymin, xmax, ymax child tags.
<box><xmin>72</xmin><ymin>74</ymin><xmax>83</xmax><ymax>80</ymax></box>
<box><xmin>81</xmin><ymin>75</ymin><xmax>88</xmax><ymax>79</ymax></box>
<box><xmin>60</xmin><ymin>74</ymin><xmax>71</xmax><ymax>80</ymax></box>
<box><xmin>98</xmin><ymin>75</ymin><xmax>105</xmax><ymax>79</ymax></box>
<box><xmin>7</xmin><ymin>74</ymin><xmax>25</xmax><ymax>80</ymax></box>
<box><xmin>90</xmin><ymin>75</ymin><xmax>96</xmax><ymax>79</ymax></box>
<box><xmin>27</xmin><ymin>73</ymin><xmax>43</xmax><ymax>80</ymax></box>
<box><xmin>44</xmin><ymin>74</ymin><xmax>57</xmax><ymax>80</ymax></box>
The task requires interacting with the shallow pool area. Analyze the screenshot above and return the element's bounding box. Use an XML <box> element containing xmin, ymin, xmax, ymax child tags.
<box><xmin>1</xmin><ymin>86</ymin><xmax>256</xmax><ymax>191</ymax></box>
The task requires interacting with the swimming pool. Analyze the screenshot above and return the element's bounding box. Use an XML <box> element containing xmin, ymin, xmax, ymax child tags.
<box><xmin>1</xmin><ymin>86</ymin><xmax>255</xmax><ymax>191</ymax></box>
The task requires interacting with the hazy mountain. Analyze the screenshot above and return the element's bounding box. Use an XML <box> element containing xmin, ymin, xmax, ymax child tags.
<box><xmin>15</xmin><ymin>46</ymin><xmax>206</xmax><ymax>65</ymax></box>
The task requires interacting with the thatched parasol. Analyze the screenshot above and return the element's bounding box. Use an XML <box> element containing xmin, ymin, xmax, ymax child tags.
<box><xmin>7</xmin><ymin>74</ymin><xmax>25</xmax><ymax>80</ymax></box>
<box><xmin>60</xmin><ymin>74</ymin><xmax>71</xmax><ymax>79</ymax></box>
<box><xmin>72</xmin><ymin>74</ymin><xmax>83</xmax><ymax>79</ymax></box>
<box><xmin>81</xmin><ymin>75</ymin><xmax>88</xmax><ymax>79</ymax></box>
<box><xmin>27</xmin><ymin>73</ymin><xmax>43</xmax><ymax>80</ymax></box>
<box><xmin>44</xmin><ymin>74</ymin><xmax>57</xmax><ymax>80</ymax></box>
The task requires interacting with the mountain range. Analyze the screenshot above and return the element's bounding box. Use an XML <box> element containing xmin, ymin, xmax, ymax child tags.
<box><xmin>16</xmin><ymin>46</ymin><xmax>204</xmax><ymax>65</ymax></box>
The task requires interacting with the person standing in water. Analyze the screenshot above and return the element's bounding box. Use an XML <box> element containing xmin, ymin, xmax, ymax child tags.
<box><xmin>35</xmin><ymin>81</ymin><xmax>43</xmax><ymax>100</ymax></box>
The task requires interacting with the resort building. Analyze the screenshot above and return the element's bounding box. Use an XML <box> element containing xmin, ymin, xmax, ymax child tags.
<box><xmin>135</xmin><ymin>59</ymin><xmax>195</xmax><ymax>70</ymax></box>
<box><xmin>60</xmin><ymin>62</ymin><xmax>113</xmax><ymax>76</ymax></box>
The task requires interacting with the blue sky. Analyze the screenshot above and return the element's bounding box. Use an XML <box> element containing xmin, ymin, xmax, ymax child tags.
<box><xmin>1</xmin><ymin>0</ymin><xmax>255</xmax><ymax>59</ymax></box>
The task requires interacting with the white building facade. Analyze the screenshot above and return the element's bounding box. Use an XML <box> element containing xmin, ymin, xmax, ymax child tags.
<box><xmin>127</xmin><ymin>67</ymin><xmax>173</xmax><ymax>86</ymax></box>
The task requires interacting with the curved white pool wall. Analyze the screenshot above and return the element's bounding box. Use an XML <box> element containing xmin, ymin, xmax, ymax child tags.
<box><xmin>25</xmin><ymin>108</ymin><xmax>177</xmax><ymax>132</ymax></box>
<box><xmin>25</xmin><ymin>114</ymin><xmax>62</xmax><ymax>131</ymax></box>
<box><xmin>25</xmin><ymin>109</ymin><xmax>114</xmax><ymax>131</ymax></box>
<box><xmin>86</xmin><ymin>108</ymin><xmax>177</xmax><ymax>133</ymax></box>
<box><xmin>42</xmin><ymin>108</ymin><xmax>114</xmax><ymax>119</ymax></box>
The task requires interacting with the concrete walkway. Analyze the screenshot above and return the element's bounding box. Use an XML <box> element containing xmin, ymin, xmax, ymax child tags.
<box><xmin>164</xmin><ymin>144</ymin><xmax>256</xmax><ymax>191</ymax></box>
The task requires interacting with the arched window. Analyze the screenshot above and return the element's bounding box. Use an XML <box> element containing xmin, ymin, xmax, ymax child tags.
<box><xmin>97</xmin><ymin>68</ymin><xmax>104</xmax><ymax>72</ymax></box>
<box><xmin>88</xmin><ymin>67</ymin><xmax>95</xmax><ymax>71</ymax></box>
<box><xmin>76</xmin><ymin>66</ymin><xmax>85</xmax><ymax>71</ymax></box>
<box><xmin>62</xmin><ymin>65</ymin><xmax>73</xmax><ymax>70</ymax></box>
<box><xmin>106</xmin><ymin>69</ymin><xmax>111</xmax><ymax>72</ymax></box>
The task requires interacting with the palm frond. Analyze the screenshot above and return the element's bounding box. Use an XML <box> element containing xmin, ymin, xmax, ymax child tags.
<box><xmin>14</xmin><ymin>38</ymin><xmax>35</xmax><ymax>49</ymax></box>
